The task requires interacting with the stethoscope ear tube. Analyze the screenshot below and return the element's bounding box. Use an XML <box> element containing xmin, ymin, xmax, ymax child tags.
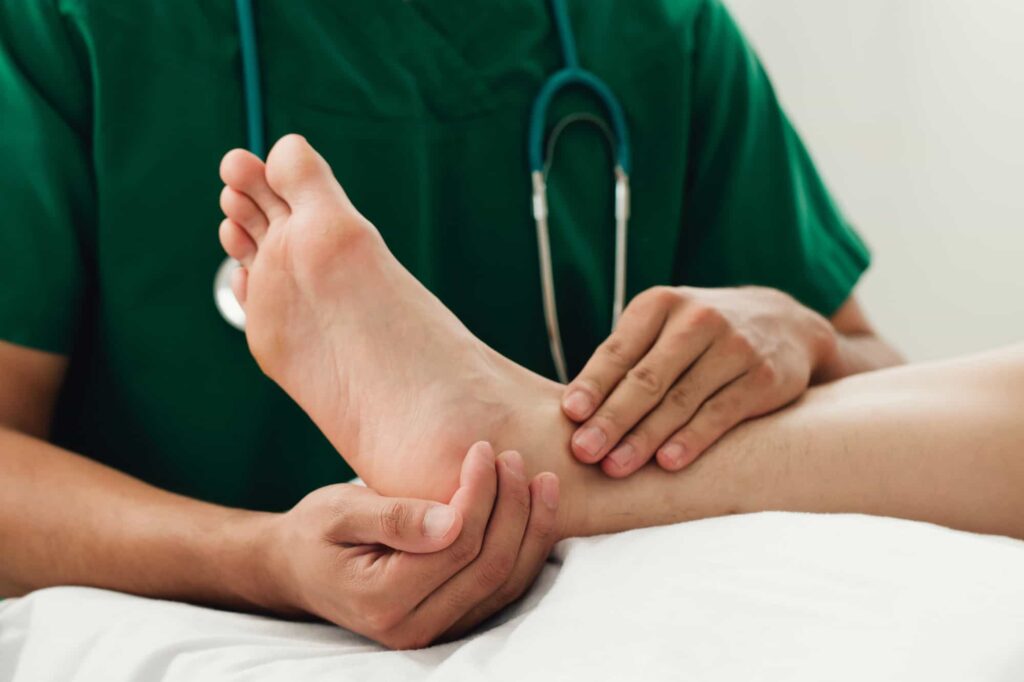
<box><xmin>531</xmin><ymin>171</ymin><xmax>569</xmax><ymax>384</ymax></box>
<box><xmin>613</xmin><ymin>166</ymin><xmax>630</xmax><ymax>325</ymax></box>
<box><xmin>530</xmin><ymin>163</ymin><xmax>630</xmax><ymax>385</ymax></box>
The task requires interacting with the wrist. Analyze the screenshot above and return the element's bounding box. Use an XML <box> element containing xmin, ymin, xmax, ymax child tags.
<box><xmin>806</xmin><ymin>309</ymin><xmax>842</xmax><ymax>383</ymax></box>
<box><xmin>212</xmin><ymin>508</ymin><xmax>302</xmax><ymax>617</ymax></box>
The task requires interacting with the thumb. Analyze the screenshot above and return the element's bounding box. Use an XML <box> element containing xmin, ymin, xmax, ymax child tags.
<box><xmin>326</xmin><ymin>487</ymin><xmax>464</xmax><ymax>553</ymax></box>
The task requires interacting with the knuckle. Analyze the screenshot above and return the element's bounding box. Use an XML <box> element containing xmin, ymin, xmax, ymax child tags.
<box><xmin>325</xmin><ymin>504</ymin><xmax>354</xmax><ymax>537</ymax></box>
<box><xmin>752</xmin><ymin>361</ymin><xmax>778</xmax><ymax>387</ymax></box>
<box><xmin>626</xmin><ymin>365</ymin><xmax>664</xmax><ymax>397</ymax></box>
<box><xmin>629</xmin><ymin>286</ymin><xmax>678</xmax><ymax>318</ymax></box>
<box><xmin>490</xmin><ymin>583</ymin><xmax>525</xmax><ymax>612</ymax></box>
<box><xmin>628</xmin><ymin>430</ymin><xmax>653</xmax><ymax>456</ymax></box>
<box><xmin>706</xmin><ymin>397</ymin><xmax>740</xmax><ymax>429</ymax></box>
<box><xmin>320</xmin><ymin>485</ymin><xmax>356</xmax><ymax>518</ymax></box>
<box><xmin>688</xmin><ymin>304</ymin><xmax>723</xmax><ymax>329</ymax></box>
<box><xmin>760</xmin><ymin>286</ymin><xmax>790</xmax><ymax>305</ymax></box>
<box><xmin>510</xmin><ymin>486</ymin><xmax>533</xmax><ymax>519</ymax></box>
<box><xmin>725</xmin><ymin>394</ymin><xmax>745</xmax><ymax>419</ymax></box>
<box><xmin>664</xmin><ymin>324</ymin><xmax>694</xmax><ymax>348</ymax></box>
<box><xmin>649</xmin><ymin>285</ymin><xmax>680</xmax><ymax>307</ymax></box>
<box><xmin>591</xmin><ymin>406</ymin><xmax>620</xmax><ymax>430</ymax></box>
<box><xmin>667</xmin><ymin>383</ymin><xmax>694</xmax><ymax>410</ymax></box>
<box><xmin>447</xmin><ymin>535</ymin><xmax>484</xmax><ymax>567</ymax></box>
<box><xmin>671</xmin><ymin>431</ymin><xmax>692</xmax><ymax>452</ymax></box>
<box><xmin>570</xmin><ymin>378</ymin><xmax>600</xmax><ymax>400</ymax></box>
<box><xmin>706</xmin><ymin>395</ymin><xmax>731</xmax><ymax>418</ymax></box>
<box><xmin>725</xmin><ymin>332</ymin><xmax>756</xmax><ymax>358</ymax></box>
<box><xmin>378</xmin><ymin>502</ymin><xmax>410</xmax><ymax>540</ymax></box>
<box><xmin>599</xmin><ymin>336</ymin><xmax>632</xmax><ymax>367</ymax></box>
<box><xmin>474</xmin><ymin>554</ymin><xmax>515</xmax><ymax>591</ymax></box>
<box><xmin>444</xmin><ymin>590</ymin><xmax>478</xmax><ymax>621</ymax></box>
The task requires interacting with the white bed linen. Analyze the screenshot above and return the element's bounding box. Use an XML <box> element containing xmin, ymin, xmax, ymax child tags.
<box><xmin>3</xmin><ymin>512</ymin><xmax>1023</xmax><ymax>682</ymax></box>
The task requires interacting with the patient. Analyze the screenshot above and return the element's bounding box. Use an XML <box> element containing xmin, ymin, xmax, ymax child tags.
<box><xmin>219</xmin><ymin>134</ymin><xmax>1024</xmax><ymax>541</ymax></box>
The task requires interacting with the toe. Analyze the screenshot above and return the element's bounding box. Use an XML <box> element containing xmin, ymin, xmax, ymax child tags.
<box><xmin>219</xmin><ymin>218</ymin><xmax>257</xmax><ymax>267</ymax></box>
<box><xmin>220</xmin><ymin>186</ymin><xmax>269</xmax><ymax>242</ymax></box>
<box><xmin>265</xmin><ymin>134</ymin><xmax>354</xmax><ymax>209</ymax></box>
<box><xmin>231</xmin><ymin>266</ymin><xmax>248</xmax><ymax>307</ymax></box>
<box><xmin>219</xmin><ymin>149</ymin><xmax>290</xmax><ymax>223</ymax></box>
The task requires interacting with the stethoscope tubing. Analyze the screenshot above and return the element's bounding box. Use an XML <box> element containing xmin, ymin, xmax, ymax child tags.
<box><xmin>213</xmin><ymin>0</ymin><xmax>264</xmax><ymax>332</ymax></box>
<box><xmin>528</xmin><ymin>0</ymin><xmax>632</xmax><ymax>382</ymax></box>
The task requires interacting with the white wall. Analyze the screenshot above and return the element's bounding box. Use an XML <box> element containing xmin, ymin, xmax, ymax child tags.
<box><xmin>725</xmin><ymin>0</ymin><xmax>1024</xmax><ymax>361</ymax></box>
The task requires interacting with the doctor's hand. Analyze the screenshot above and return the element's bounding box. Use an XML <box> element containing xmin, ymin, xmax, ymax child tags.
<box><xmin>561</xmin><ymin>286</ymin><xmax>837</xmax><ymax>477</ymax></box>
<box><xmin>257</xmin><ymin>441</ymin><xmax>559</xmax><ymax>650</ymax></box>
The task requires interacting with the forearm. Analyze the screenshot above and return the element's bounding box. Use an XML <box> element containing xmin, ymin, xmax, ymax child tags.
<box><xmin>0</xmin><ymin>427</ymin><xmax>277</xmax><ymax>609</ymax></box>
<box><xmin>556</xmin><ymin>345</ymin><xmax>1024</xmax><ymax>539</ymax></box>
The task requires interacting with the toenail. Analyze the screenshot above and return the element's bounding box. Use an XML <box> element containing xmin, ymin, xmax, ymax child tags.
<box><xmin>607</xmin><ymin>443</ymin><xmax>634</xmax><ymax>470</ymax></box>
<box><xmin>563</xmin><ymin>391</ymin><xmax>593</xmax><ymax>418</ymax></box>
<box><xmin>573</xmin><ymin>426</ymin><xmax>607</xmax><ymax>458</ymax></box>
<box><xmin>660</xmin><ymin>444</ymin><xmax>686</xmax><ymax>469</ymax></box>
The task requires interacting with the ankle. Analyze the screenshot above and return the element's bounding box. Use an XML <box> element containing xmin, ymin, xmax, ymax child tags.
<box><xmin>497</xmin><ymin>375</ymin><xmax>592</xmax><ymax>540</ymax></box>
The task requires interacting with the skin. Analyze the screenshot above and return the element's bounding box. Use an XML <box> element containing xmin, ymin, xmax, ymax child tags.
<box><xmin>559</xmin><ymin>344</ymin><xmax>1024</xmax><ymax>540</ymax></box>
<box><xmin>217</xmin><ymin>136</ymin><xmax>552</xmax><ymax>507</ymax></box>
<box><xmin>219</xmin><ymin>135</ymin><xmax>1024</xmax><ymax>545</ymax></box>
<box><xmin>560</xmin><ymin>286</ymin><xmax>905</xmax><ymax>478</ymax></box>
<box><xmin>268</xmin><ymin>442</ymin><xmax>560</xmax><ymax>648</ymax></box>
<box><xmin>0</xmin><ymin>341</ymin><xmax>560</xmax><ymax>650</ymax></box>
<box><xmin>4</xmin><ymin>134</ymin><xmax>1022</xmax><ymax>654</ymax></box>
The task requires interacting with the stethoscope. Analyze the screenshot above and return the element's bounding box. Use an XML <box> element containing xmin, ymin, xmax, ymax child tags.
<box><xmin>214</xmin><ymin>0</ymin><xmax>632</xmax><ymax>384</ymax></box>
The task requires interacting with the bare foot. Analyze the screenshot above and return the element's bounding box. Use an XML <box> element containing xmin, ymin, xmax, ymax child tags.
<box><xmin>217</xmin><ymin>135</ymin><xmax>585</xmax><ymax>533</ymax></box>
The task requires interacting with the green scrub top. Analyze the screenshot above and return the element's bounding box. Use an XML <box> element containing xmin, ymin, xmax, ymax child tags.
<box><xmin>0</xmin><ymin>0</ymin><xmax>869</xmax><ymax>512</ymax></box>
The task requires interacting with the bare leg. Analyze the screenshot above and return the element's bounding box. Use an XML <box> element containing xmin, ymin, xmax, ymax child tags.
<box><xmin>218</xmin><ymin>136</ymin><xmax>1024</xmax><ymax>541</ymax></box>
<box><xmin>562</xmin><ymin>345</ymin><xmax>1024</xmax><ymax>539</ymax></box>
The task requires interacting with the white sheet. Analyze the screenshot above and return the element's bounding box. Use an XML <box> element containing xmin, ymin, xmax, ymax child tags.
<box><xmin>3</xmin><ymin>512</ymin><xmax>1024</xmax><ymax>681</ymax></box>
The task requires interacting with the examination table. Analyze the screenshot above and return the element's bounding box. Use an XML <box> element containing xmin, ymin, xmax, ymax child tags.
<box><xmin>2</xmin><ymin>512</ymin><xmax>1023</xmax><ymax>681</ymax></box>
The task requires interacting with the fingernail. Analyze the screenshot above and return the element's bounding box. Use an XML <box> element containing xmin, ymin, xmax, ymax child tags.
<box><xmin>573</xmin><ymin>426</ymin><xmax>607</xmax><ymax>457</ymax></box>
<box><xmin>423</xmin><ymin>506</ymin><xmax>457</xmax><ymax>538</ymax></box>
<box><xmin>540</xmin><ymin>475</ymin><xmax>559</xmax><ymax>511</ymax></box>
<box><xmin>563</xmin><ymin>391</ymin><xmax>593</xmax><ymax>418</ymax></box>
<box><xmin>503</xmin><ymin>451</ymin><xmax>525</xmax><ymax>479</ymax></box>
<box><xmin>472</xmin><ymin>440</ymin><xmax>495</xmax><ymax>463</ymax></box>
<box><xmin>660</xmin><ymin>444</ymin><xmax>686</xmax><ymax>469</ymax></box>
<box><xmin>607</xmin><ymin>443</ymin><xmax>634</xmax><ymax>470</ymax></box>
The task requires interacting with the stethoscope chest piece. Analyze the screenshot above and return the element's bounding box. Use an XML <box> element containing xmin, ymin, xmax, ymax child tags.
<box><xmin>214</xmin><ymin>257</ymin><xmax>247</xmax><ymax>331</ymax></box>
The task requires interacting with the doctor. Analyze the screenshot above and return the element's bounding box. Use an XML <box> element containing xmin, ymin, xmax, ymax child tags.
<box><xmin>0</xmin><ymin>0</ymin><xmax>899</xmax><ymax>648</ymax></box>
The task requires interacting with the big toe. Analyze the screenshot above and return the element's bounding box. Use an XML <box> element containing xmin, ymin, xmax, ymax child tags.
<box><xmin>265</xmin><ymin>134</ymin><xmax>354</xmax><ymax>210</ymax></box>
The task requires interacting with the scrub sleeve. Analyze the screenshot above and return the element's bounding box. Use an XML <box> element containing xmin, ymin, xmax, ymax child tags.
<box><xmin>0</xmin><ymin>1</ymin><xmax>93</xmax><ymax>353</ymax></box>
<box><xmin>677</xmin><ymin>0</ymin><xmax>870</xmax><ymax>316</ymax></box>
